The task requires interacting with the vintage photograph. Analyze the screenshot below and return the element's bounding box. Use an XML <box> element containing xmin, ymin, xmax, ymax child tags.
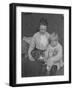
<box><xmin>10</xmin><ymin>3</ymin><xmax>71</xmax><ymax>86</ymax></box>
<box><xmin>21</xmin><ymin>13</ymin><xmax>64</xmax><ymax>77</ymax></box>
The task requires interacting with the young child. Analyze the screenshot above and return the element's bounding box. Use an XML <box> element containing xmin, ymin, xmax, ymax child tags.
<box><xmin>44</xmin><ymin>33</ymin><xmax>64</xmax><ymax>72</ymax></box>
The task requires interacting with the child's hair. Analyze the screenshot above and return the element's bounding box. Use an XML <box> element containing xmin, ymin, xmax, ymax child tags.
<box><xmin>50</xmin><ymin>32</ymin><xmax>58</xmax><ymax>41</ymax></box>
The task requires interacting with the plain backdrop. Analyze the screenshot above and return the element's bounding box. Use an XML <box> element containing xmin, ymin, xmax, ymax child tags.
<box><xmin>0</xmin><ymin>0</ymin><xmax>72</xmax><ymax>89</ymax></box>
<box><xmin>22</xmin><ymin>13</ymin><xmax>64</xmax><ymax>46</ymax></box>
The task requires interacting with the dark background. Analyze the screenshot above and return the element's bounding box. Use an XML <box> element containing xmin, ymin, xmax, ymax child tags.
<box><xmin>21</xmin><ymin>12</ymin><xmax>64</xmax><ymax>77</ymax></box>
<box><xmin>22</xmin><ymin>12</ymin><xmax>64</xmax><ymax>46</ymax></box>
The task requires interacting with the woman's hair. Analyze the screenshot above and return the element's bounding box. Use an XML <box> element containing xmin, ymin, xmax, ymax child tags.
<box><xmin>40</xmin><ymin>18</ymin><xmax>48</xmax><ymax>26</ymax></box>
<box><xmin>36</xmin><ymin>18</ymin><xmax>48</xmax><ymax>32</ymax></box>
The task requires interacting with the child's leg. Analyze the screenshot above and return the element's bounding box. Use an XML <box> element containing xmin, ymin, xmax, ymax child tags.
<box><xmin>50</xmin><ymin>65</ymin><xmax>57</xmax><ymax>76</ymax></box>
<box><xmin>45</xmin><ymin>59</ymin><xmax>53</xmax><ymax>75</ymax></box>
<box><xmin>54</xmin><ymin>59</ymin><xmax>64</xmax><ymax>70</ymax></box>
<box><xmin>47</xmin><ymin>65</ymin><xmax>51</xmax><ymax>71</ymax></box>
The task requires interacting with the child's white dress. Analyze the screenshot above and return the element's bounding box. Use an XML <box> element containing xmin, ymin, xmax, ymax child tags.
<box><xmin>45</xmin><ymin>43</ymin><xmax>64</xmax><ymax>71</ymax></box>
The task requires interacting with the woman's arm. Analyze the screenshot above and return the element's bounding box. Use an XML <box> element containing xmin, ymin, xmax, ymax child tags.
<box><xmin>28</xmin><ymin>35</ymin><xmax>36</xmax><ymax>61</ymax></box>
<box><xmin>23</xmin><ymin>36</ymin><xmax>32</xmax><ymax>44</ymax></box>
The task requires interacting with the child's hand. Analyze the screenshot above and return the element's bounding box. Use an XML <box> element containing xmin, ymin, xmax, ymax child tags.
<box><xmin>46</xmin><ymin>59</ymin><xmax>54</xmax><ymax>67</ymax></box>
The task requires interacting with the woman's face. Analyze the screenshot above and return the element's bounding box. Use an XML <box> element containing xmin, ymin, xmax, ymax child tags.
<box><xmin>39</xmin><ymin>25</ymin><xmax>47</xmax><ymax>34</ymax></box>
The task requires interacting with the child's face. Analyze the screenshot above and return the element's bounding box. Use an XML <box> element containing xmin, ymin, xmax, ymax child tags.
<box><xmin>50</xmin><ymin>39</ymin><xmax>58</xmax><ymax>47</ymax></box>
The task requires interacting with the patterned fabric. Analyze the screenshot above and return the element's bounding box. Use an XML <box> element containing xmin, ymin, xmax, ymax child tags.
<box><xmin>31</xmin><ymin>32</ymin><xmax>50</xmax><ymax>50</ymax></box>
<box><xmin>40</xmin><ymin>35</ymin><xmax>48</xmax><ymax>47</ymax></box>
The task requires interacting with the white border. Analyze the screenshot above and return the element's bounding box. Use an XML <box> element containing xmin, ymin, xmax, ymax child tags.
<box><xmin>16</xmin><ymin>6</ymin><xmax>69</xmax><ymax>84</ymax></box>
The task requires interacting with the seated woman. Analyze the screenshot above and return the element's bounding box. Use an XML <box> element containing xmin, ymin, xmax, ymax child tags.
<box><xmin>44</xmin><ymin>33</ymin><xmax>64</xmax><ymax>75</ymax></box>
<box><xmin>22</xmin><ymin>18</ymin><xmax>50</xmax><ymax>77</ymax></box>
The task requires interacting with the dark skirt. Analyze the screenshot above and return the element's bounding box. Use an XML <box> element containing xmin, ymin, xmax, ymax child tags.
<box><xmin>22</xmin><ymin>48</ymin><xmax>47</xmax><ymax>77</ymax></box>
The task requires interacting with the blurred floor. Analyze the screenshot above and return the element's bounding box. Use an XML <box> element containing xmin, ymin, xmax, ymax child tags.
<box><xmin>22</xmin><ymin>54</ymin><xmax>64</xmax><ymax>77</ymax></box>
